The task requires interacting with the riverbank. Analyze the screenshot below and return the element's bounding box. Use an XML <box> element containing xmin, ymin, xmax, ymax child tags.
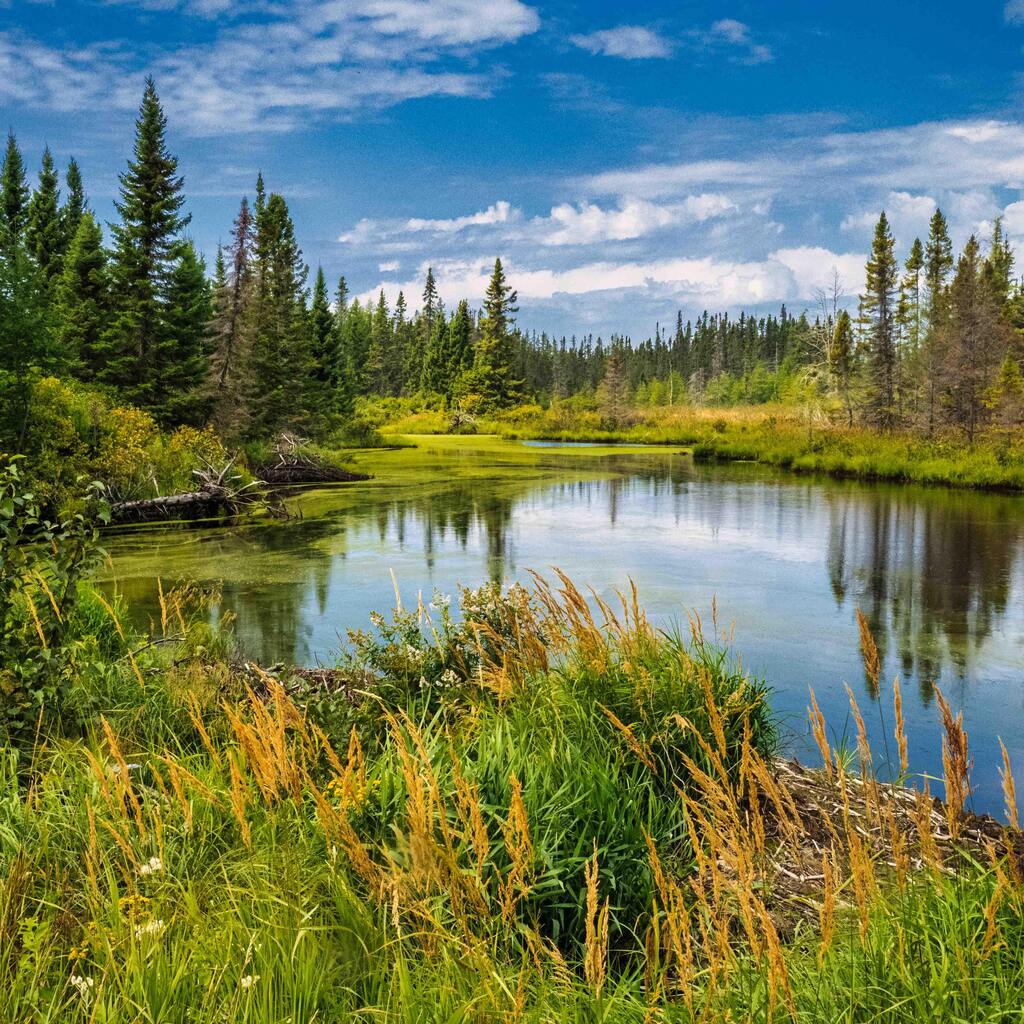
<box><xmin>3</xmin><ymin>555</ymin><xmax>1023</xmax><ymax>1022</ymax></box>
<box><xmin>372</xmin><ymin>402</ymin><xmax>1024</xmax><ymax>493</ymax></box>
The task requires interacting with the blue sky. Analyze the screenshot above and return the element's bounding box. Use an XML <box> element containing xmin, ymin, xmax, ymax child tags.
<box><xmin>2</xmin><ymin>0</ymin><xmax>1024</xmax><ymax>338</ymax></box>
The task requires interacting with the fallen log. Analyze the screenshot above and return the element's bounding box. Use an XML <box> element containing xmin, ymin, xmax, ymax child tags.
<box><xmin>108</xmin><ymin>458</ymin><xmax>273</xmax><ymax>525</ymax></box>
<box><xmin>110</xmin><ymin>483</ymin><xmax>238</xmax><ymax>524</ymax></box>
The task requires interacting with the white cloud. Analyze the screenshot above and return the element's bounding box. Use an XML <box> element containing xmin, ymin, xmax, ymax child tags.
<box><xmin>340</xmin><ymin>201</ymin><xmax>519</xmax><ymax>243</ymax></box>
<box><xmin>378</xmin><ymin>260</ymin><xmax>401</xmax><ymax>272</ymax></box>
<box><xmin>541</xmin><ymin>195</ymin><xmax>737</xmax><ymax>245</ymax></box>
<box><xmin>770</xmin><ymin>248</ymin><xmax>866</xmax><ymax>298</ymax></box>
<box><xmin>841</xmin><ymin>191</ymin><xmax>937</xmax><ymax>235</ymax></box>
<box><xmin>1003</xmin><ymin>200</ymin><xmax>1024</xmax><ymax>236</ymax></box>
<box><xmin>583</xmin><ymin>120</ymin><xmax>1024</xmax><ymax>216</ymax></box>
<box><xmin>406</xmin><ymin>201</ymin><xmax>516</xmax><ymax>233</ymax></box>
<box><xmin>0</xmin><ymin>0</ymin><xmax>540</xmax><ymax>134</ymax></box>
<box><xmin>569</xmin><ymin>26</ymin><xmax>673</xmax><ymax>60</ymax></box>
<box><xmin>360</xmin><ymin>247</ymin><xmax>864</xmax><ymax>314</ymax></box>
<box><xmin>703</xmin><ymin>19</ymin><xmax>773</xmax><ymax>64</ymax></box>
<box><xmin>584</xmin><ymin>159</ymin><xmax>774</xmax><ymax>198</ymax></box>
<box><xmin>1006</xmin><ymin>0</ymin><xmax>1024</xmax><ymax>24</ymax></box>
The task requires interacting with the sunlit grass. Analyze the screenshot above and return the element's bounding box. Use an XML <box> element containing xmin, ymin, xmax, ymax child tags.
<box><xmin>2</xmin><ymin>574</ymin><xmax>1023</xmax><ymax>1022</ymax></box>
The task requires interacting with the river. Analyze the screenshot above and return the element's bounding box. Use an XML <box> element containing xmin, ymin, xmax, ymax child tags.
<box><xmin>101</xmin><ymin>436</ymin><xmax>1024</xmax><ymax>817</ymax></box>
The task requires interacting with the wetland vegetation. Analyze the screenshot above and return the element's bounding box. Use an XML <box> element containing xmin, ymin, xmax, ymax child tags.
<box><xmin>3</xmin><ymin>73</ymin><xmax>1024</xmax><ymax>1024</ymax></box>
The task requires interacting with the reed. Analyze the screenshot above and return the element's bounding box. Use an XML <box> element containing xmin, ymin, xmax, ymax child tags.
<box><xmin>1</xmin><ymin>575</ymin><xmax>1022</xmax><ymax>1023</ymax></box>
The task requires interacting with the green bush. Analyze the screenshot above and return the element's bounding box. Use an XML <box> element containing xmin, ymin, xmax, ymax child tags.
<box><xmin>0</xmin><ymin>457</ymin><xmax>109</xmax><ymax>750</ymax></box>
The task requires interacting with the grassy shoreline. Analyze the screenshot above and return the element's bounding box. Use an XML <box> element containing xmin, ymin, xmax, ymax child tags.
<box><xmin>371</xmin><ymin>402</ymin><xmax>1024</xmax><ymax>493</ymax></box>
<box><xmin>2</xmin><ymin>568</ymin><xmax>1023</xmax><ymax>1022</ymax></box>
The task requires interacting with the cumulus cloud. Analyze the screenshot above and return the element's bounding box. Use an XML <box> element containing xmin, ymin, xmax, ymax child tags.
<box><xmin>569</xmin><ymin>26</ymin><xmax>674</xmax><ymax>59</ymax></box>
<box><xmin>1003</xmin><ymin>200</ymin><xmax>1024</xmax><ymax>236</ymax></box>
<box><xmin>541</xmin><ymin>195</ymin><xmax>738</xmax><ymax>245</ymax></box>
<box><xmin>360</xmin><ymin>247</ymin><xmax>865</xmax><ymax>316</ymax></box>
<box><xmin>841</xmin><ymin>191</ymin><xmax>937</xmax><ymax>235</ymax></box>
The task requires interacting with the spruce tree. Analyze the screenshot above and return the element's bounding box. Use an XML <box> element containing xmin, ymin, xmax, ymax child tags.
<box><xmin>1</xmin><ymin>132</ymin><xmax>29</xmax><ymax>254</ymax></box>
<box><xmin>420</xmin><ymin>312</ymin><xmax>449</xmax><ymax>395</ymax></box>
<box><xmin>207</xmin><ymin>198</ymin><xmax>254</xmax><ymax>438</ymax></box>
<box><xmin>366</xmin><ymin>290</ymin><xmax>392</xmax><ymax>395</ymax></box>
<box><xmin>162</xmin><ymin>241</ymin><xmax>212</xmax><ymax>425</ymax></box>
<box><xmin>899</xmin><ymin>238</ymin><xmax>924</xmax><ymax>351</ymax></box>
<box><xmin>61</xmin><ymin>157</ymin><xmax>87</xmax><ymax>250</ymax></box>
<box><xmin>0</xmin><ymin>242</ymin><xmax>53</xmax><ymax>448</ymax></box>
<box><xmin>26</xmin><ymin>147</ymin><xmax>63</xmax><ymax>287</ymax></box>
<box><xmin>245</xmin><ymin>191</ymin><xmax>311</xmax><ymax>437</ymax></box>
<box><xmin>471</xmin><ymin>258</ymin><xmax>521</xmax><ymax>408</ymax></box>
<box><xmin>830</xmin><ymin>309</ymin><xmax>856</xmax><ymax>426</ymax></box>
<box><xmin>861</xmin><ymin>213</ymin><xmax>899</xmax><ymax>428</ymax></box>
<box><xmin>422</xmin><ymin>266</ymin><xmax>439</xmax><ymax>340</ymax></box>
<box><xmin>310</xmin><ymin>266</ymin><xmax>337</xmax><ymax>405</ymax></box>
<box><xmin>447</xmin><ymin>299</ymin><xmax>474</xmax><ymax>383</ymax></box>
<box><xmin>330</xmin><ymin>276</ymin><xmax>355</xmax><ymax>414</ymax></box>
<box><xmin>925</xmin><ymin>209</ymin><xmax>954</xmax><ymax>326</ymax></box>
<box><xmin>55</xmin><ymin>212</ymin><xmax>109</xmax><ymax>380</ymax></box>
<box><xmin>983</xmin><ymin>218</ymin><xmax>1014</xmax><ymax>312</ymax></box>
<box><xmin>946</xmin><ymin>236</ymin><xmax>1008</xmax><ymax>440</ymax></box>
<box><xmin>920</xmin><ymin>209</ymin><xmax>954</xmax><ymax>432</ymax></box>
<box><xmin>103</xmin><ymin>78</ymin><xmax>192</xmax><ymax>419</ymax></box>
<box><xmin>390</xmin><ymin>290</ymin><xmax>408</xmax><ymax>392</ymax></box>
<box><xmin>342</xmin><ymin>297</ymin><xmax>372</xmax><ymax>397</ymax></box>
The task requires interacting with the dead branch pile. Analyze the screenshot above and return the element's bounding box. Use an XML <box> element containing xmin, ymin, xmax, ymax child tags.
<box><xmin>255</xmin><ymin>432</ymin><xmax>368</xmax><ymax>484</ymax></box>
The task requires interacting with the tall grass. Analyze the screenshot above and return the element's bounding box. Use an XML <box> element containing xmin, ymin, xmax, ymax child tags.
<box><xmin>368</xmin><ymin>397</ymin><xmax>1024</xmax><ymax>492</ymax></box>
<box><xmin>1</xmin><ymin>574</ymin><xmax>1021</xmax><ymax>1022</ymax></box>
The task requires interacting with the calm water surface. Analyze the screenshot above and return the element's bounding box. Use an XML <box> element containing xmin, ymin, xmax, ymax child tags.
<box><xmin>102</xmin><ymin>438</ymin><xmax>1024</xmax><ymax>816</ymax></box>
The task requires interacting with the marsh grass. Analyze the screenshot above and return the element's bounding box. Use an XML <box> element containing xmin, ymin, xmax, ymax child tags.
<box><xmin>369</xmin><ymin>399</ymin><xmax>1024</xmax><ymax>492</ymax></box>
<box><xmin>1</xmin><ymin>574</ymin><xmax>1022</xmax><ymax>1022</ymax></box>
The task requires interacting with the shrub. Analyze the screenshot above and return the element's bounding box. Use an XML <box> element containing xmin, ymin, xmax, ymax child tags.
<box><xmin>0</xmin><ymin>458</ymin><xmax>109</xmax><ymax>750</ymax></box>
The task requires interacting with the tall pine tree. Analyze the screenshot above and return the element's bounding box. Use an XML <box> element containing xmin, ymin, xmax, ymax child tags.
<box><xmin>162</xmin><ymin>241</ymin><xmax>212</xmax><ymax>425</ymax></box>
<box><xmin>208</xmin><ymin>196</ymin><xmax>254</xmax><ymax>437</ymax></box>
<box><xmin>26</xmin><ymin>147</ymin><xmax>63</xmax><ymax>288</ymax></box>
<box><xmin>103</xmin><ymin>78</ymin><xmax>195</xmax><ymax>423</ymax></box>
<box><xmin>55</xmin><ymin>212</ymin><xmax>109</xmax><ymax>380</ymax></box>
<box><xmin>309</xmin><ymin>266</ymin><xmax>338</xmax><ymax>407</ymax></box>
<box><xmin>245</xmin><ymin>191</ymin><xmax>312</xmax><ymax>437</ymax></box>
<box><xmin>1</xmin><ymin>132</ymin><xmax>29</xmax><ymax>255</ymax></box>
<box><xmin>469</xmin><ymin>258</ymin><xmax>521</xmax><ymax>408</ymax></box>
<box><xmin>61</xmin><ymin>157</ymin><xmax>87</xmax><ymax>250</ymax></box>
<box><xmin>862</xmin><ymin>213</ymin><xmax>899</xmax><ymax>428</ymax></box>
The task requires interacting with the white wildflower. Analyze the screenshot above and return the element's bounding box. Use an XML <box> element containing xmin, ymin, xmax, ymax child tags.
<box><xmin>138</xmin><ymin>856</ymin><xmax>163</xmax><ymax>876</ymax></box>
<box><xmin>369</xmin><ymin>611</ymin><xmax>386</xmax><ymax>629</ymax></box>
<box><xmin>134</xmin><ymin>919</ymin><xmax>165</xmax><ymax>939</ymax></box>
<box><xmin>240</xmin><ymin>974</ymin><xmax>260</xmax><ymax>990</ymax></box>
<box><xmin>69</xmin><ymin>974</ymin><xmax>95</xmax><ymax>999</ymax></box>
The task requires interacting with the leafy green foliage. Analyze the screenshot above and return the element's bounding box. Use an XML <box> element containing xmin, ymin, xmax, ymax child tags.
<box><xmin>0</xmin><ymin>457</ymin><xmax>108</xmax><ymax>748</ymax></box>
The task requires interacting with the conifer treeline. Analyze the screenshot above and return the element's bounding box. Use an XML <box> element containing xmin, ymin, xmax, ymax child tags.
<box><xmin>2</xmin><ymin>79</ymin><xmax>1023</xmax><ymax>448</ymax></box>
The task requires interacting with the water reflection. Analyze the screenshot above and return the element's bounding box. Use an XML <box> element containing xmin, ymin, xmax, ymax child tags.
<box><xmin>824</xmin><ymin>486</ymin><xmax>1023</xmax><ymax>701</ymax></box>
